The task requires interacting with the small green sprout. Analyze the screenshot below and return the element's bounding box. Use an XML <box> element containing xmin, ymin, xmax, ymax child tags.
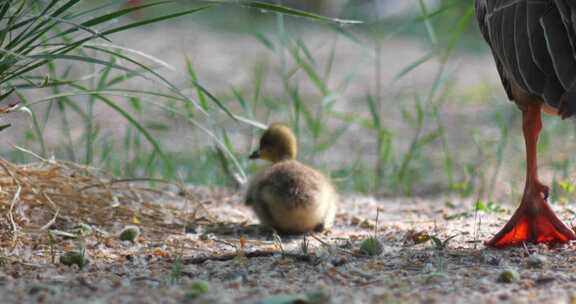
<box><xmin>119</xmin><ymin>225</ymin><xmax>141</xmax><ymax>242</ymax></box>
<box><xmin>185</xmin><ymin>280</ymin><xmax>210</xmax><ymax>299</ymax></box>
<box><xmin>497</xmin><ymin>269</ymin><xmax>519</xmax><ymax>283</ymax></box>
<box><xmin>60</xmin><ymin>251</ymin><xmax>88</xmax><ymax>269</ymax></box>
<box><xmin>360</xmin><ymin>236</ymin><xmax>383</xmax><ymax>257</ymax></box>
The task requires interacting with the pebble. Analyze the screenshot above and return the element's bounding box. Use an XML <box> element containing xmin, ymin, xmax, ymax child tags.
<box><xmin>527</xmin><ymin>254</ymin><xmax>547</xmax><ymax>268</ymax></box>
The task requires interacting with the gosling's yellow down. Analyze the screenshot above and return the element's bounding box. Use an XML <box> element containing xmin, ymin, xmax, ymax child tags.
<box><xmin>245</xmin><ymin>123</ymin><xmax>337</xmax><ymax>234</ymax></box>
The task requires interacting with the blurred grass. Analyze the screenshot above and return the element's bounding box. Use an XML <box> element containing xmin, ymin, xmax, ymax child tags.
<box><xmin>5</xmin><ymin>0</ymin><xmax>576</xmax><ymax>210</ymax></box>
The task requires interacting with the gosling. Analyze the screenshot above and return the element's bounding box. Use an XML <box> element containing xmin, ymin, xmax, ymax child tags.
<box><xmin>246</xmin><ymin>123</ymin><xmax>337</xmax><ymax>235</ymax></box>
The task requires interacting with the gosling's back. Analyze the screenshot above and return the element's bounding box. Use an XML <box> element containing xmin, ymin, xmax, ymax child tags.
<box><xmin>246</xmin><ymin>160</ymin><xmax>337</xmax><ymax>234</ymax></box>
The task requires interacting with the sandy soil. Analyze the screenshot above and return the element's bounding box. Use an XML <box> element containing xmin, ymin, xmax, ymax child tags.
<box><xmin>2</xmin><ymin>181</ymin><xmax>576</xmax><ymax>304</ymax></box>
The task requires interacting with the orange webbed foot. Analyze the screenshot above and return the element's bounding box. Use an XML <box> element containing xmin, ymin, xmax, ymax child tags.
<box><xmin>485</xmin><ymin>193</ymin><xmax>575</xmax><ymax>248</ymax></box>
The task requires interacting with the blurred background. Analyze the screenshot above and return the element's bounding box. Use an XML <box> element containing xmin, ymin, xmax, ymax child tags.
<box><xmin>5</xmin><ymin>0</ymin><xmax>576</xmax><ymax>209</ymax></box>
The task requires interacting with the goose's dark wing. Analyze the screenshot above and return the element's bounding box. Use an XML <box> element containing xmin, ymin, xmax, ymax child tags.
<box><xmin>476</xmin><ymin>0</ymin><xmax>576</xmax><ymax>117</ymax></box>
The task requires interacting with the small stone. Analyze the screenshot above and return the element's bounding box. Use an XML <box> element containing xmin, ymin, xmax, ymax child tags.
<box><xmin>527</xmin><ymin>254</ymin><xmax>547</xmax><ymax>268</ymax></box>
<box><xmin>119</xmin><ymin>226</ymin><xmax>141</xmax><ymax>242</ymax></box>
<box><xmin>185</xmin><ymin>225</ymin><xmax>197</xmax><ymax>234</ymax></box>
<box><xmin>28</xmin><ymin>284</ymin><xmax>57</xmax><ymax>296</ymax></box>
<box><xmin>425</xmin><ymin>273</ymin><xmax>448</xmax><ymax>284</ymax></box>
<box><xmin>331</xmin><ymin>257</ymin><xmax>347</xmax><ymax>267</ymax></box>
<box><xmin>306</xmin><ymin>289</ymin><xmax>331</xmax><ymax>303</ymax></box>
<box><xmin>498</xmin><ymin>292</ymin><xmax>511</xmax><ymax>301</ymax></box>
<box><xmin>359</xmin><ymin>220</ymin><xmax>375</xmax><ymax>230</ymax></box>
<box><xmin>223</xmin><ymin>270</ymin><xmax>247</xmax><ymax>283</ymax></box>
<box><xmin>74</xmin><ymin>223</ymin><xmax>93</xmax><ymax>236</ymax></box>
<box><xmin>535</xmin><ymin>276</ymin><xmax>555</xmax><ymax>285</ymax></box>
<box><xmin>482</xmin><ymin>254</ymin><xmax>501</xmax><ymax>266</ymax></box>
<box><xmin>497</xmin><ymin>269</ymin><xmax>519</xmax><ymax>283</ymax></box>
<box><xmin>422</xmin><ymin>263</ymin><xmax>435</xmax><ymax>273</ymax></box>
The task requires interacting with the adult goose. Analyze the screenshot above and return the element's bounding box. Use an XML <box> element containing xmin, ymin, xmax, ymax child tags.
<box><xmin>475</xmin><ymin>0</ymin><xmax>576</xmax><ymax>247</ymax></box>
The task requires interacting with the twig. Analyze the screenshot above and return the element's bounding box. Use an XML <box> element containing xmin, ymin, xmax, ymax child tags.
<box><xmin>79</xmin><ymin>178</ymin><xmax>181</xmax><ymax>192</ymax></box>
<box><xmin>272</xmin><ymin>232</ymin><xmax>285</xmax><ymax>255</ymax></box>
<box><xmin>8</xmin><ymin>184</ymin><xmax>22</xmax><ymax>247</ymax></box>
<box><xmin>181</xmin><ymin>251</ymin><xmax>276</xmax><ymax>264</ymax></box>
<box><xmin>131</xmin><ymin>276</ymin><xmax>162</xmax><ymax>283</ymax></box>
<box><xmin>0</xmin><ymin>159</ymin><xmax>21</xmax><ymax>184</ymax></box>
<box><xmin>13</xmin><ymin>145</ymin><xmax>49</xmax><ymax>163</ymax></box>
<box><xmin>42</xmin><ymin>192</ymin><xmax>58</xmax><ymax>211</ymax></box>
<box><xmin>375</xmin><ymin>208</ymin><xmax>381</xmax><ymax>233</ymax></box>
<box><xmin>0</xmin><ymin>159</ymin><xmax>23</xmax><ymax>246</ymax></box>
<box><xmin>111</xmin><ymin>186</ymin><xmax>170</xmax><ymax>196</ymax></box>
<box><xmin>76</xmin><ymin>277</ymin><xmax>97</xmax><ymax>291</ymax></box>
<box><xmin>310</xmin><ymin>234</ymin><xmax>355</xmax><ymax>255</ymax></box>
<box><xmin>179</xmin><ymin>250</ymin><xmax>314</xmax><ymax>265</ymax></box>
<box><xmin>522</xmin><ymin>242</ymin><xmax>531</xmax><ymax>256</ymax></box>
<box><xmin>213</xmin><ymin>238</ymin><xmax>238</xmax><ymax>249</ymax></box>
<box><xmin>40</xmin><ymin>208</ymin><xmax>60</xmax><ymax>231</ymax></box>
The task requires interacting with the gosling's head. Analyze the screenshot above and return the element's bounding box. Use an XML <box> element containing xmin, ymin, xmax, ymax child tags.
<box><xmin>250</xmin><ymin>123</ymin><xmax>297</xmax><ymax>163</ymax></box>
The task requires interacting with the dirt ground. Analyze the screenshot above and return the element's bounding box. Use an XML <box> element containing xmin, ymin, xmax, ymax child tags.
<box><xmin>1</xmin><ymin>161</ymin><xmax>576</xmax><ymax>304</ymax></box>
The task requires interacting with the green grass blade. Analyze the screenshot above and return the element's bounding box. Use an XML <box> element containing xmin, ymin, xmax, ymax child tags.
<box><xmin>100</xmin><ymin>6</ymin><xmax>213</xmax><ymax>37</ymax></box>
<box><xmin>26</xmin><ymin>54</ymin><xmax>137</xmax><ymax>73</ymax></box>
<box><xmin>85</xmin><ymin>45</ymin><xmax>207</xmax><ymax>115</ymax></box>
<box><xmin>50</xmin><ymin>1</ymin><xmax>174</xmax><ymax>40</ymax></box>
<box><xmin>186</xmin><ymin>57</ymin><xmax>209</xmax><ymax>111</ymax></box>
<box><xmin>209</xmin><ymin>1</ymin><xmax>362</xmax><ymax>25</ymax></box>
<box><xmin>80</xmin><ymin>91</ymin><xmax>166</xmax><ymax>161</ymax></box>
<box><xmin>393</xmin><ymin>50</ymin><xmax>436</xmax><ymax>82</ymax></box>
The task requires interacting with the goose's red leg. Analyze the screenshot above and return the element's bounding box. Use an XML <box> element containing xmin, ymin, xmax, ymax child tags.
<box><xmin>486</xmin><ymin>103</ymin><xmax>576</xmax><ymax>248</ymax></box>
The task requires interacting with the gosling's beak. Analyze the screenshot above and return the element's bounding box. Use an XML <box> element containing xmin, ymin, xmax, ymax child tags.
<box><xmin>249</xmin><ymin>150</ymin><xmax>260</xmax><ymax>160</ymax></box>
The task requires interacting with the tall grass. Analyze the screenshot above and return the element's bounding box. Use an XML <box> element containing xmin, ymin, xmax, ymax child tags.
<box><xmin>5</xmin><ymin>0</ymin><xmax>358</xmax><ymax>184</ymax></box>
<box><xmin>3</xmin><ymin>0</ymin><xmax>210</xmax><ymax>163</ymax></box>
<box><xmin>7</xmin><ymin>0</ymin><xmax>576</xmax><ymax>207</ymax></box>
